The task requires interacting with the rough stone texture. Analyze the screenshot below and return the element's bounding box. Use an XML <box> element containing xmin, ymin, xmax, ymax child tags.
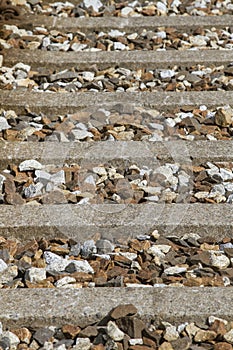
<box><xmin>22</xmin><ymin>14</ymin><xmax>233</xmax><ymax>32</ymax></box>
<box><xmin>3</xmin><ymin>49</ymin><xmax>233</xmax><ymax>71</ymax></box>
<box><xmin>1</xmin><ymin>203</ymin><xmax>233</xmax><ymax>241</ymax></box>
<box><xmin>1</xmin><ymin>90</ymin><xmax>233</xmax><ymax>116</ymax></box>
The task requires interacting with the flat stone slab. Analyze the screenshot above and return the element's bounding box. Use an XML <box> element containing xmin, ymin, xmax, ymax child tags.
<box><xmin>1</xmin><ymin>90</ymin><xmax>233</xmax><ymax>114</ymax></box>
<box><xmin>2</xmin><ymin>49</ymin><xmax>233</xmax><ymax>70</ymax></box>
<box><xmin>0</xmin><ymin>287</ymin><xmax>233</xmax><ymax>328</ymax></box>
<box><xmin>1</xmin><ymin>203</ymin><xmax>233</xmax><ymax>241</ymax></box>
<box><xmin>0</xmin><ymin>140</ymin><xmax>233</xmax><ymax>167</ymax></box>
<box><xmin>22</xmin><ymin>14</ymin><xmax>233</xmax><ymax>31</ymax></box>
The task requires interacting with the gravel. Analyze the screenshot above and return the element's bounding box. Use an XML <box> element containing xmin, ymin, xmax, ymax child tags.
<box><xmin>2</xmin><ymin>23</ymin><xmax>233</xmax><ymax>51</ymax></box>
<box><xmin>23</xmin><ymin>0</ymin><xmax>233</xmax><ymax>17</ymax></box>
<box><xmin>2</xmin><ymin>103</ymin><xmax>233</xmax><ymax>142</ymax></box>
<box><xmin>2</xmin><ymin>158</ymin><xmax>233</xmax><ymax>204</ymax></box>
<box><xmin>2</xmin><ymin>62</ymin><xmax>233</xmax><ymax>94</ymax></box>
<box><xmin>0</xmin><ymin>232</ymin><xmax>233</xmax><ymax>288</ymax></box>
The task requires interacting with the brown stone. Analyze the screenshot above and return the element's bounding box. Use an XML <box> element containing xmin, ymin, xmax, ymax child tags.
<box><xmin>11</xmin><ymin>328</ymin><xmax>32</xmax><ymax>344</ymax></box>
<box><xmin>62</xmin><ymin>324</ymin><xmax>81</xmax><ymax>339</ymax></box>
<box><xmin>194</xmin><ymin>329</ymin><xmax>217</xmax><ymax>342</ymax></box>
<box><xmin>215</xmin><ymin>106</ymin><xmax>233</xmax><ymax>127</ymax></box>
<box><xmin>16</xmin><ymin>239</ymin><xmax>39</xmax><ymax>257</ymax></box>
<box><xmin>5</xmin><ymin>192</ymin><xmax>25</xmax><ymax>205</ymax></box>
<box><xmin>210</xmin><ymin>320</ymin><xmax>227</xmax><ymax>336</ymax></box>
<box><xmin>171</xmin><ymin>336</ymin><xmax>191</xmax><ymax>350</ymax></box>
<box><xmin>214</xmin><ymin>343</ymin><xmax>233</xmax><ymax>350</ymax></box>
<box><xmin>41</xmin><ymin>190</ymin><xmax>67</xmax><ymax>204</ymax></box>
<box><xmin>116</xmin><ymin>316</ymin><xmax>145</xmax><ymax>338</ymax></box>
<box><xmin>129</xmin><ymin>346</ymin><xmax>152</xmax><ymax>350</ymax></box>
<box><xmin>92</xmin><ymin>345</ymin><xmax>105</xmax><ymax>350</ymax></box>
<box><xmin>110</xmin><ymin>304</ymin><xmax>138</xmax><ymax>320</ymax></box>
<box><xmin>190</xmin><ymin>251</ymin><xmax>212</xmax><ymax>266</ymax></box>
<box><xmin>159</xmin><ymin>342</ymin><xmax>174</xmax><ymax>350</ymax></box>
<box><xmin>79</xmin><ymin>325</ymin><xmax>98</xmax><ymax>338</ymax></box>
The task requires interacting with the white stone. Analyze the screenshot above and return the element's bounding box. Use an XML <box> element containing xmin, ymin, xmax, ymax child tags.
<box><xmin>220</xmin><ymin>168</ymin><xmax>233</xmax><ymax>181</ymax></box>
<box><xmin>0</xmin><ymin>259</ymin><xmax>7</xmax><ymax>273</ymax></box>
<box><xmin>107</xmin><ymin>321</ymin><xmax>125</xmax><ymax>341</ymax></box>
<box><xmin>35</xmin><ymin>170</ymin><xmax>51</xmax><ymax>184</ymax></box>
<box><xmin>55</xmin><ymin>276</ymin><xmax>76</xmax><ymax>287</ymax></box>
<box><xmin>74</xmin><ymin>338</ymin><xmax>91</xmax><ymax>350</ymax></box>
<box><xmin>189</xmin><ymin>35</ymin><xmax>207</xmax><ymax>46</ymax></box>
<box><xmin>25</xmin><ymin>267</ymin><xmax>46</xmax><ymax>283</ymax></box>
<box><xmin>0</xmin><ymin>265</ymin><xmax>18</xmax><ymax>284</ymax></box>
<box><xmin>157</xmin><ymin>1</ymin><xmax>167</xmax><ymax>13</ymax></box>
<box><xmin>19</xmin><ymin>159</ymin><xmax>43</xmax><ymax>171</ymax></box>
<box><xmin>66</xmin><ymin>260</ymin><xmax>94</xmax><ymax>274</ymax></box>
<box><xmin>13</xmin><ymin>62</ymin><xmax>31</xmax><ymax>73</ymax></box>
<box><xmin>82</xmin><ymin>71</ymin><xmax>95</xmax><ymax>82</ymax></box>
<box><xmin>2</xmin><ymin>331</ymin><xmax>20</xmax><ymax>349</ymax></box>
<box><xmin>194</xmin><ymin>191</ymin><xmax>209</xmax><ymax>199</ymax></box>
<box><xmin>109</xmin><ymin>29</ymin><xmax>126</xmax><ymax>38</ymax></box>
<box><xmin>224</xmin><ymin>329</ymin><xmax>233</xmax><ymax>344</ymax></box>
<box><xmin>44</xmin><ymin>252</ymin><xmax>70</xmax><ymax>273</ymax></box>
<box><xmin>147</xmin><ymin>246</ymin><xmax>165</xmax><ymax>258</ymax></box>
<box><xmin>129</xmin><ymin>339</ymin><xmax>143</xmax><ymax>345</ymax></box>
<box><xmin>119</xmin><ymin>252</ymin><xmax>137</xmax><ymax>261</ymax></box>
<box><xmin>163</xmin><ymin>323</ymin><xmax>179</xmax><ymax>341</ymax></box>
<box><xmin>155</xmin><ymin>245</ymin><xmax>171</xmax><ymax>253</ymax></box>
<box><xmin>164</xmin><ymin>266</ymin><xmax>187</xmax><ymax>275</ymax></box>
<box><xmin>114</xmin><ymin>42</ymin><xmax>126</xmax><ymax>50</ymax></box>
<box><xmin>50</xmin><ymin>170</ymin><xmax>65</xmax><ymax>186</ymax></box>
<box><xmin>160</xmin><ymin>70</ymin><xmax>176</xmax><ymax>79</ymax></box>
<box><xmin>83</xmin><ymin>0</ymin><xmax>103</xmax><ymax>12</ymax></box>
<box><xmin>71</xmin><ymin>43</ymin><xmax>87</xmax><ymax>51</ymax></box>
<box><xmin>71</xmin><ymin>129</ymin><xmax>94</xmax><ymax>140</ymax></box>
<box><xmin>210</xmin><ymin>251</ymin><xmax>230</xmax><ymax>269</ymax></box>
<box><xmin>121</xmin><ymin>6</ymin><xmax>133</xmax><ymax>16</ymax></box>
<box><xmin>208</xmin><ymin>184</ymin><xmax>225</xmax><ymax>198</ymax></box>
<box><xmin>93</xmin><ymin>167</ymin><xmax>107</xmax><ymax>176</ymax></box>
<box><xmin>0</xmin><ymin>117</ymin><xmax>10</xmax><ymax>131</ymax></box>
<box><xmin>208</xmin><ymin>316</ymin><xmax>228</xmax><ymax>326</ymax></box>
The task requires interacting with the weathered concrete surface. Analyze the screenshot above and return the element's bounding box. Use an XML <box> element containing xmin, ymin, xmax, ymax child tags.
<box><xmin>2</xmin><ymin>49</ymin><xmax>233</xmax><ymax>70</ymax></box>
<box><xmin>1</xmin><ymin>90</ymin><xmax>233</xmax><ymax>114</ymax></box>
<box><xmin>0</xmin><ymin>140</ymin><xmax>233</xmax><ymax>167</ymax></box>
<box><xmin>22</xmin><ymin>14</ymin><xmax>233</xmax><ymax>31</ymax></box>
<box><xmin>1</xmin><ymin>204</ymin><xmax>233</xmax><ymax>241</ymax></box>
<box><xmin>0</xmin><ymin>287</ymin><xmax>233</xmax><ymax>328</ymax></box>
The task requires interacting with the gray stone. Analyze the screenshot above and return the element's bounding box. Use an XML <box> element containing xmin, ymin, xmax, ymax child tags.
<box><xmin>164</xmin><ymin>266</ymin><xmax>187</xmax><ymax>275</ymax></box>
<box><xmin>0</xmin><ymin>265</ymin><xmax>18</xmax><ymax>284</ymax></box>
<box><xmin>50</xmin><ymin>170</ymin><xmax>65</xmax><ymax>186</ymax></box>
<box><xmin>19</xmin><ymin>159</ymin><xmax>43</xmax><ymax>171</ymax></box>
<box><xmin>65</xmin><ymin>260</ymin><xmax>94</xmax><ymax>274</ymax></box>
<box><xmin>220</xmin><ymin>168</ymin><xmax>233</xmax><ymax>181</ymax></box>
<box><xmin>107</xmin><ymin>321</ymin><xmax>124</xmax><ymax>341</ymax></box>
<box><xmin>96</xmin><ymin>239</ymin><xmax>115</xmax><ymax>254</ymax></box>
<box><xmin>73</xmin><ymin>338</ymin><xmax>91</xmax><ymax>350</ymax></box>
<box><xmin>81</xmin><ymin>240</ymin><xmax>97</xmax><ymax>258</ymax></box>
<box><xmin>0</xmin><ymin>259</ymin><xmax>8</xmax><ymax>273</ymax></box>
<box><xmin>44</xmin><ymin>252</ymin><xmax>70</xmax><ymax>273</ymax></box>
<box><xmin>70</xmin><ymin>243</ymin><xmax>81</xmax><ymax>257</ymax></box>
<box><xmin>33</xmin><ymin>328</ymin><xmax>54</xmax><ymax>346</ymax></box>
<box><xmin>25</xmin><ymin>267</ymin><xmax>46</xmax><ymax>283</ymax></box>
<box><xmin>2</xmin><ymin>331</ymin><xmax>20</xmax><ymax>349</ymax></box>
<box><xmin>71</xmin><ymin>129</ymin><xmax>93</xmax><ymax>140</ymax></box>
<box><xmin>35</xmin><ymin>170</ymin><xmax>51</xmax><ymax>185</ymax></box>
<box><xmin>23</xmin><ymin>183</ymin><xmax>43</xmax><ymax>198</ymax></box>
<box><xmin>0</xmin><ymin>117</ymin><xmax>10</xmax><ymax>131</ymax></box>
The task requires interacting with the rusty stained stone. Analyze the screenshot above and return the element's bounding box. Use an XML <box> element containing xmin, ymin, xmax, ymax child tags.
<box><xmin>61</xmin><ymin>324</ymin><xmax>81</xmax><ymax>339</ymax></box>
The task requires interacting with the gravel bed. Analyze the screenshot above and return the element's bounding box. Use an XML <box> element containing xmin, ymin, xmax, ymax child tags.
<box><xmin>1</xmin><ymin>23</ymin><xmax>233</xmax><ymax>51</ymax></box>
<box><xmin>1</xmin><ymin>159</ymin><xmax>233</xmax><ymax>205</ymax></box>
<box><xmin>2</xmin><ymin>304</ymin><xmax>233</xmax><ymax>349</ymax></box>
<box><xmin>23</xmin><ymin>0</ymin><xmax>233</xmax><ymax>17</ymax></box>
<box><xmin>1</xmin><ymin>62</ymin><xmax>233</xmax><ymax>93</ymax></box>
<box><xmin>1</xmin><ymin>104</ymin><xmax>233</xmax><ymax>142</ymax></box>
<box><xmin>1</xmin><ymin>232</ymin><xmax>233</xmax><ymax>289</ymax></box>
